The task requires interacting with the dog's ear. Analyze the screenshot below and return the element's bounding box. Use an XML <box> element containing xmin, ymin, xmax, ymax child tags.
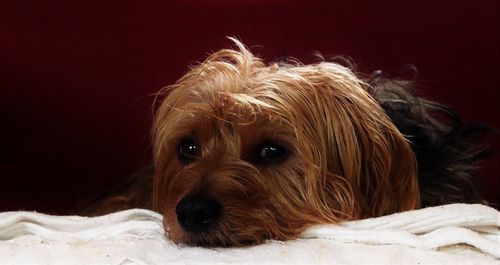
<box><xmin>320</xmin><ymin>79</ymin><xmax>421</xmax><ymax>218</ymax></box>
<box><xmin>282</xmin><ymin>64</ymin><xmax>421</xmax><ymax>219</ymax></box>
<box><xmin>356</xmin><ymin>121</ymin><xmax>421</xmax><ymax>216</ymax></box>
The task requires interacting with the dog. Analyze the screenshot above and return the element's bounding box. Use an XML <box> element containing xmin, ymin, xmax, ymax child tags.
<box><xmin>81</xmin><ymin>38</ymin><xmax>487</xmax><ymax>247</ymax></box>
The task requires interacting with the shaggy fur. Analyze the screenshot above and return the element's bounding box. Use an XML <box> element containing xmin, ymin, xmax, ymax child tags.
<box><xmin>366</xmin><ymin>74</ymin><xmax>486</xmax><ymax>207</ymax></box>
<box><xmin>81</xmin><ymin>39</ymin><xmax>487</xmax><ymax>247</ymax></box>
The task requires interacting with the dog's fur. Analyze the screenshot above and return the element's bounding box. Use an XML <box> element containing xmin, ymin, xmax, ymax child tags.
<box><xmin>80</xmin><ymin>39</ymin><xmax>487</xmax><ymax>247</ymax></box>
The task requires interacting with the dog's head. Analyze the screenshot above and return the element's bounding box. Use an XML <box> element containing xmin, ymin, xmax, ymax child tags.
<box><xmin>152</xmin><ymin>39</ymin><xmax>419</xmax><ymax>247</ymax></box>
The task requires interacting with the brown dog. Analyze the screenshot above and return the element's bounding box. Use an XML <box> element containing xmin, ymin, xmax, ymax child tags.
<box><xmin>152</xmin><ymin>39</ymin><xmax>420</xmax><ymax>247</ymax></box>
<box><xmin>83</xmin><ymin>38</ymin><xmax>485</xmax><ymax>247</ymax></box>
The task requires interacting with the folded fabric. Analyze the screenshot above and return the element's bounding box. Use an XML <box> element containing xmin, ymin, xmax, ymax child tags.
<box><xmin>0</xmin><ymin>204</ymin><xmax>499</xmax><ymax>265</ymax></box>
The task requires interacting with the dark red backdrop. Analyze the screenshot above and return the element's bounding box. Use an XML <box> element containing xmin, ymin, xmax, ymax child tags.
<box><xmin>1</xmin><ymin>0</ymin><xmax>499</xmax><ymax>214</ymax></box>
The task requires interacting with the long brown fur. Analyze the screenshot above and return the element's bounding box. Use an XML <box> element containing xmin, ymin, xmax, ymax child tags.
<box><xmin>151</xmin><ymin>39</ymin><xmax>419</xmax><ymax>246</ymax></box>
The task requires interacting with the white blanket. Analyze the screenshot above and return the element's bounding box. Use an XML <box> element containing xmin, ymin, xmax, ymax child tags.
<box><xmin>0</xmin><ymin>204</ymin><xmax>499</xmax><ymax>265</ymax></box>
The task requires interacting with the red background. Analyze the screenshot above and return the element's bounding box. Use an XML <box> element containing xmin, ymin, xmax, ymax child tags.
<box><xmin>1</xmin><ymin>0</ymin><xmax>499</xmax><ymax>214</ymax></box>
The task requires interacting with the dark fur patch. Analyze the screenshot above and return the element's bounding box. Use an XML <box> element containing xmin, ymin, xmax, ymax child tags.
<box><xmin>365</xmin><ymin>69</ymin><xmax>491</xmax><ymax>206</ymax></box>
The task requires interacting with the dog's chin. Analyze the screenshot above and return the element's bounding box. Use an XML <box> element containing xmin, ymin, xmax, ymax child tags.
<box><xmin>163</xmin><ymin>207</ymin><xmax>282</xmax><ymax>247</ymax></box>
<box><xmin>173</xmin><ymin>232</ymin><xmax>264</xmax><ymax>248</ymax></box>
<box><xmin>165</xmin><ymin>223</ymin><xmax>271</xmax><ymax>247</ymax></box>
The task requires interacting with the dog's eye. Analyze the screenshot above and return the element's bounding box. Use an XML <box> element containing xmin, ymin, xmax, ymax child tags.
<box><xmin>258</xmin><ymin>144</ymin><xmax>288</xmax><ymax>163</ymax></box>
<box><xmin>178</xmin><ymin>138</ymin><xmax>198</xmax><ymax>164</ymax></box>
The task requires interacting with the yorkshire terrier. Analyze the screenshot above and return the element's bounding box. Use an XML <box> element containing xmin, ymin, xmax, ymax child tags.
<box><xmin>81</xmin><ymin>38</ymin><xmax>487</xmax><ymax>247</ymax></box>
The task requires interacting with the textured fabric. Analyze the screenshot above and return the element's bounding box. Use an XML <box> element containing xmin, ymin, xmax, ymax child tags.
<box><xmin>1</xmin><ymin>204</ymin><xmax>499</xmax><ymax>264</ymax></box>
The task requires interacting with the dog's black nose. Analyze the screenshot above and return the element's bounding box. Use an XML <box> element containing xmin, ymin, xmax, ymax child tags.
<box><xmin>175</xmin><ymin>196</ymin><xmax>221</xmax><ymax>233</ymax></box>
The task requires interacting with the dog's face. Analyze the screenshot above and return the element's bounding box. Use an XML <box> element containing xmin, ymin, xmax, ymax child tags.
<box><xmin>152</xmin><ymin>40</ymin><xmax>420</xmax><ymax>247</ymax></box>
